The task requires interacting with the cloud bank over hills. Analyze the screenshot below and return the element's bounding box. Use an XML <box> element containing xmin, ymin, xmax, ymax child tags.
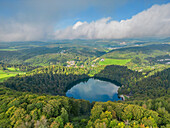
<box><xmin>0</xmin><ymin>2</ymin><xmax>170</xmax><ymax>42</ymax></box>
<box><xmin>54</xmin><ymin>3</ymin><xmax>170</xmax><ymax>39</ymax></box>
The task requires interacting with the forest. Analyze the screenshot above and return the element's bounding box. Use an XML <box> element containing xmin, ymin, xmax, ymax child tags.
<box><xmin>0</xmin><ymin>41</ymin><xmax>170</xmax><ymax>128</ymax></box>
<box><xmin>0</xmin><ymin>86</ymin><xmax>169</xmax><ymax>128</ymax></box>
<box><xmin>1</xmin><ymin>64</ymin><xmax>169</xmax><ymax>127</ymax></box>
<box><xmin>3</xmin><ymin>65</ymin><xmax>143</xmax><ymax>96</ymax></box>
<box><xmin>119</xmin><ymin>68</ymin><xmax>170</xmax><ymax>99</ymax></box>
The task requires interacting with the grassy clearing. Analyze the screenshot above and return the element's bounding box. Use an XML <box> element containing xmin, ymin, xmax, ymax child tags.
<box><xmin>0</xmin><ymin>69</ymin><xmax>25</xmax><ymax>82</ymax></box>
<box><xmin>7</xmin><ymin>67</ymin><xmax>20</xmax><ymax>71</ymax></box>
<box><xmin>0</xmin><ymin>49</ymin><xmax>18</xmax><ymax>51</ymax></box>
<box><xmin>0</xmin><ymin>71</ymin><xmax>17</xmax><ymax>82</ymax></box>
<box><xmin>99</xmin><ymin>58</ymin><xmax>131</xmax><ymax>65</ymax></box>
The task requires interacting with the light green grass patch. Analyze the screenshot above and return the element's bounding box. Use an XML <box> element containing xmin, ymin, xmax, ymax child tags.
<box><xmin>99</xmin><ymin>58</ymin><xmax>131</xmax><ymax>65</ymax></box>
<box><xmin>104</xmin><ymin>50</ymin><xmax>110</xmax><ymax>53</ymax></box>
<box><xmin>0</xmin><ymin>71</ymin><xmax>17</xmax><ymax>82</ymax></box>
<box><xmin>7</xmin><ymin>67</ymin><xmax>19</xmax><ymax>72</ymax></box>
<box><xmin>0</xmin><ymin>69</ymin><xmax>25</xmax><ymax>82</ymax></box>
<box><xmin>0</xmin><ymin>73</ymin><xmax>17</xmax><ymax>79</ymax></box>
<box><xmin>0</xmin><ymin>70</ymin><xmax>5</xmax><ymax>74</ymax></box>
<box><xmin>0</xmin><ymin>49</ymin><xmax>18</xmax><ymax>51</ymax></box>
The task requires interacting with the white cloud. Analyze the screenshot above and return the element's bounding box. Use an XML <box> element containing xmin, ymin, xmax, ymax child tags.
<box><xmin>0</xmin><ymin>21</ymin><xmax>53</xmax><ymax>42</ymax></box>
<box><xmin>73</xmin><ymin>21</ymin><xmax>86</xmax><ymax>30</ymax></box>
<box><xmin>54</xmin><ymin>3</ymin><xmax>170</xmax><ymax>39</ymax></box>
<box><xmin>0</xmin><ymin>2</ymin><xmax>170</xmax><ymax>42</ymax></box>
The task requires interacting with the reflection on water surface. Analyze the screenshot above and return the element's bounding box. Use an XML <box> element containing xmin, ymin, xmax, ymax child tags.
<box><xmin>66</xmin><ymin>78</ymin><xmax>121</xmax><ymax>102</ymax></box>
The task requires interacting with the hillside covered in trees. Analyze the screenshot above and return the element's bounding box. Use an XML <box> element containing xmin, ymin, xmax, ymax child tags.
<box><xmin>0</xmin><ymin>86</ymin><xmax>169</xmax><ymax>128</ymax></box>
<box><xmin>3</xmin><ymin>65</ymin><xmax>143</xmax><ymax>96</ymax></box>
<box><xmin>2</xmin><ymin>64</ymin><xmax>170</xmax><ymax>100</ymax></box>
<box><xmin>1</xmin><ymin>65</ymin><xmax>169</xmax><ymax>127</ymax></box>
<box><xmin>0</xmin><ymin>41</ymin><xmax>170</xmax><ymax>128</ymax></box>
<box><xmin>119</xmin><ymin>68</ymin><xmax>170</xmax><ymax>100</ymax></box>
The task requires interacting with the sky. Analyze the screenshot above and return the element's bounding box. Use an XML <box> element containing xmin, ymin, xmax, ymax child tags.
<box><xmin>0</xmin><ymin>0</ymin><xmax>170</xmax><ymax>42</ymax></box>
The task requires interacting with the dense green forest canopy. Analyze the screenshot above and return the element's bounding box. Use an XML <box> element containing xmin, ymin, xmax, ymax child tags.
<box><xmin>3</xmin><ymin>65</ymin><xmax>143</xmax><ymax>96</ymax></box>
<box><xmin>0</xmin><ymin>86</ymin><xmax>169</xmax><ymax>128</ymax></box>
<box><xmin>0</xmin><ymin>40</ymin><xmax>170</xmax><ymax>127</ymax></box>
<box><xmin>119</xmin><ymin>68</ymin><xmax>170</xmax><ymax>99</ymax></box>
<box><xmin>3</xmin><ymin>64</ymin><xmax>169</xmax><ymax>100</ymax></box>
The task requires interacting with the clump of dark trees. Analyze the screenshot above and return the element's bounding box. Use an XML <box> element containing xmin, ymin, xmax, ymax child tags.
<box><xmin>94</xmin><ymin>65</ymin><xmax>143</xmax><ymax>87</ymax></box>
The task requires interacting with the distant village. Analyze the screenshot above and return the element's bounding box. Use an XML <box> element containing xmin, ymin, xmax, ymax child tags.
<box><xmin>66</xmin><ymin>58</ymin><xmax>105</xmax><ymax>68</ymax></box>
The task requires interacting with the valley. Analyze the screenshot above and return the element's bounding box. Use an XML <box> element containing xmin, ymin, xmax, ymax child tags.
<box><xmin>0</xmin><ymin>39</ymin><xmax>170</xmax><ymax>128</ymax></box>
<box><xmin>1</xmin><ymin>1</ymin><xmax>170</xmax><ymax>127</ymax></box>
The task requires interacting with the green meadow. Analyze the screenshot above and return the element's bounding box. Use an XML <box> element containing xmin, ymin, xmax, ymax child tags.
<box><xmin>0</xmin><ymin>68</ymin><xmax>25</xmax><ymax>82</ymax></box>
<box><xmin>99</xmin><ymin>58</ymin><xmax>131</xmax><ymax>65</ymax></box>
<box><xmin>0</xmin><ymin>49</ymin><xmax>18</xmax><ymax>51</ymax></box>
<box><xmin>7</xmin><ymin>67</ymin><xmax>20</xmax><ymax>71</ymax></box>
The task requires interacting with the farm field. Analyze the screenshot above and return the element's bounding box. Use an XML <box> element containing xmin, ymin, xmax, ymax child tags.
<box><xmin>99</xmin><ymin>58</ymin><xmax>131</xmax><ymax>65</ymax></box>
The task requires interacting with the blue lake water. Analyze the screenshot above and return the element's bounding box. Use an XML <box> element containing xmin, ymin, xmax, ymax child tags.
<box><xmin>66</xmin><ymin>78</ymin><xmax>121</xmax><ymax>102</ymax></box>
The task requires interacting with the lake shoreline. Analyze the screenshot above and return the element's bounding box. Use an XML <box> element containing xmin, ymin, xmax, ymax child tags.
<box><xmin>66</xmin><ymin>78</ymin><xmax>122</xmax><ymax>102</ymax></box>
<box><xmin>65</xmin><ymin>76</ymin><xmax>122</xmax><ymax>92</ymax></box>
